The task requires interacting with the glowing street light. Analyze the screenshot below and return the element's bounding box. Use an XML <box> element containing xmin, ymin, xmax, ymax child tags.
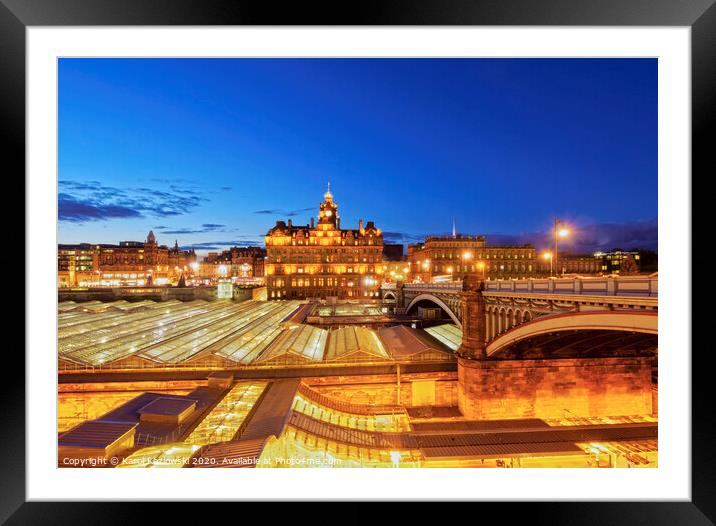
<box><xmin>542</xmin><ymin>251</ymin><xmax>553</xmax><ymax>276</ymax></box>
<box><xmin>553</xmin><ymin>220</ymin><xmax>570</xmax><ymax>277</ymax></box>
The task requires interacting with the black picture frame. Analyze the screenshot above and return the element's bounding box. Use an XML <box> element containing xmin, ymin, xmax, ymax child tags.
<box><xmin>5</xmin><ymin>0</ymin><xmax>708</xmax><ymax>522</ymax></box>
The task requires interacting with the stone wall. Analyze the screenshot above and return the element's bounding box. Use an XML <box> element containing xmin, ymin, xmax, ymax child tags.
<box><xmin>458</xmin><ymin>357</ymin><xmax>652</xmax><ymax>420</ymax></box>
<box><xmin>304</xmin><ymin>371</ymin><xmax>458</xmax><ymax>407</ymax></box>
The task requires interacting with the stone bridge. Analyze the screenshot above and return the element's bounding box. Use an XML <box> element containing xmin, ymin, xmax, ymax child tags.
<box><xmin>381</xmin><ymin>276</ymin><xmax>659</xmax><ymax>420</ymax></box>
<box><xmin>381</xmin><ymin>276</ymin><xmax>658</xmax><ymax>341</ymax></box>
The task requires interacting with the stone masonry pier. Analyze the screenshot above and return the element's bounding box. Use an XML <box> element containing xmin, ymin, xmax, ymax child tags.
<box><xmin>457</xmin><ymin>356</ymin><xmax>652</xmax><ymax>420</ymax></box>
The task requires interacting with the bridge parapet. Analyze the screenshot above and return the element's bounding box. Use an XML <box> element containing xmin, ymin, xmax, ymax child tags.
<box><xmin>484</xmin><ymin>276</ymin><xmax>657</xmax><ymax>297</ymax></box>
<box><xmin>399</xmin><ymin>282</ymin><xmax>464</xmax><ymax>292</ymax></box>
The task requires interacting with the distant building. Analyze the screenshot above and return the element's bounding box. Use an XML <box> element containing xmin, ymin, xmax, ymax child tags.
<box><xmin>97</xmin><ymin>231</ymin><xmax>169</xmax><ymax>286</ymax></box>
<box><xmin>407</xmin><ymin>235</ymin><xmax>539</xmax><ymax>282</ymax></box>
<box><xmin>168</xmin><ymin>240</ymin><xmax>197</xmax><ymax>283</ymax></box>
<box><xmin>265</xmin><ymin>185</ymin><xmax>383</xmax><ymax>300</ymax></box>
<box><xmin>197</xmin><ymin>246</ymin><xmax>266</xmax><ymax>282</ymax></box>
<box><xmin>537</xmin><ymin>253</ymin><xmax>601</xmax><ymax>276</ymax></box>
<box><xmin>230</xmin><ymin>246</ymin><xmax>266</xmax><ymax>279</ymax></box>
<box><xmin>594</xmin><ymin>249</ymin><xmax>653</xmax><ymax>275</ymax></box>
<box><xmin>57</xmin><ymin>231</ymin><xmax>187</xmax><ymax>287</ymax></box>
<box><xmin>58</xmin><ymin>243</ymin><xmax>102</xmax><ymax>288</ymax></box>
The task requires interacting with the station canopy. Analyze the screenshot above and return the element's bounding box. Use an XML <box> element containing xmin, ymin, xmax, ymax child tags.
<box><xmin>424</xmin><ymin>323</ymin><xmax>463</xmax><ymax>351</ymax></box>
<box><xmin>58</xmin><ymin>300</ymin><xmax>457</xmax><ymax>368</ymax></box>
<box><xmin>323</xmin><ymin>326</ymin><xmax>390</xmax><ymax>362</ymax></box>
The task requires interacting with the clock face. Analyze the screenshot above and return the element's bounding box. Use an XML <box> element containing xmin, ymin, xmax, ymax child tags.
<box><xmin>325</xmin><ymin>210</ymin><xmax>333</xmax><ymax>217</ymax></box>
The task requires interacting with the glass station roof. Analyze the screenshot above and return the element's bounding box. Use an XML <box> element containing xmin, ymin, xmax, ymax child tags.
<box><xmin>424</xmin><ymin>324</ymin><xmax>463</xmax><ymax>351</ymax></box>
<box><xmin>323</xmin><ymin>326</ymin><xmax>390</xmax><ymax>361</ymax></box>
<box><xmin>58</xmin><ymin>300</ymin><xmax>456</xmax><ymax>367</ymax></box>
<box><xmin>185</xmin><ymin>381</ymin><xmax>268</xmax><ymax>446</ymax></box>
<box><xmin>58</xmin><ymin>300</ymin><xmax>302</xmax><ymax>367</ymax></box>
<box><xmin>257</xmin><ymin>325</ymin><xmax>328</xmax><ymax>364</ymax></box>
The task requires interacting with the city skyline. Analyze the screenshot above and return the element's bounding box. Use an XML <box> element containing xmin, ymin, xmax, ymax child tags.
<box><xmin>59</xmin><ymin>58</ymin><xmax>657</xmax><ymax>254</ymax></box>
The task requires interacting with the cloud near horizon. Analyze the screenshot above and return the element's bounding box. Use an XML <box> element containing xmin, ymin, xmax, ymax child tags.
<box><xmin>253</xmin><ymin>207</ymin><xmax>314</xmax><ymax>217</ymax></box>
<box><xmin>181</xmin><ymin>239</ymin><xmax>263</xmax><ymax>251</ymax></box>
<box><xmin>154</xmin><ymin>223</ymin><xmax>227</xmax><ymax>235</ymax></box>
<box><xmin>58</xmin><ymin>180</ymin><xmax>206</xmax><ymax>223</ymax></box>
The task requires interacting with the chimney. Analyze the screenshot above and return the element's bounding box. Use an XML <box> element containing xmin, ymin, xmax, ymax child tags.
<box><xmin>359</xmin><ymin>218</ymin><xmax>363</xmax><ymax>230</ymax></box>
<box><xmin>288</xmin><ymin>219</ymin><xmax>293</xmax><ymax>227</ymax></box>
<box><xmin>310</xmin><ymin>217</ymin><xmax>315</xmax><ymax>228</ymax></box>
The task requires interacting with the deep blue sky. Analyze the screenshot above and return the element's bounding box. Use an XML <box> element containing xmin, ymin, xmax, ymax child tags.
<box><xmin>58</xmin><ymin>58</ymin><xmax>657</xmax><ymax>254</ymax></box>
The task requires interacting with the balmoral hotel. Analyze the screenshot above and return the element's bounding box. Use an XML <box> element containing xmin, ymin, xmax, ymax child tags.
<box><xmin>265</xmin><ymin>185</ymin><xmax>384</xmax><ymax>300</ymax></box>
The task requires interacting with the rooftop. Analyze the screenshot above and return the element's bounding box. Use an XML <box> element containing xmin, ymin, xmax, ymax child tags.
<box><xmin>138</xmin><ymin>397</ymin><xmax>197</xmax><ymax>417</ymax></box>
<box><xmin>58</xmin><ymin>299</ymin><xmax>459</xmax><ymax>369</ymax></box>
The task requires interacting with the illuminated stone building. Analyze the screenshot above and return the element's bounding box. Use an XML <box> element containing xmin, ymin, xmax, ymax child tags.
<box><xmin>537</xmin><ymin>253</ymin><xmax>601</xmax><ymax>276</ymax></box>
<box><xmin>408</xmin><ymin>235</ymin><xmax>538</xmax><ymax>282</ymax></box>
<box><xmin>229</xmin><ymin>247</ymin><xmax>265</xmax><ymax>279</ymax></box>
<box><xmin>58</xmin><ymin>232</ymin><xmax>177</xmax><ymax>287</ymax></box>
<box><xmin>197</xmin><ymin>247</ymin><xmax>266</xmax><ymax>282</ymax></box>
<box><xmin>265</xmin><ymin>185</ymin><xmax>383</xmax><ymax>299</ymax></box>
<box><xmin>168</xmin><ymin>240</ymin><xmax>197</xmax><ymax>282</ymax></box>
<box><xmin>96</xmin><ymin>231</ymin><xmax>170</xmax><ymax>286</ymax></box>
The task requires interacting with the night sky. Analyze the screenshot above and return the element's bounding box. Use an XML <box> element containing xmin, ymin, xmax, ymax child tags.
<box><xmin>58</xmin><ymin>58</ymin><xmax>657</xmax><ymax>254</ymax></box>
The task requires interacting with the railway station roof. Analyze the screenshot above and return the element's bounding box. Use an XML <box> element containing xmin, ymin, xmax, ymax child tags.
<box><xmin>423</xmin><ymin>324</ymin><xmax>463</xmax><ymax>351</ymax></box>
<box><xmin>323</xmin><ymin>326</ymin><xmax>390</xmax><ymax>362</ymax></box>
<box><xmin>57</xmin><ymin>299</ymin><xmax>457</xmax><ymax>368</ymax></box>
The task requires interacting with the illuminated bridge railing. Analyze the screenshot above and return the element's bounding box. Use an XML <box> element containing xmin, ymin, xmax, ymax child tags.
<box><xmin>381</xmin><ymin>283</ymin><xmax>464</xmax><ymax>292</ymax></box>
<box><xmin>382</xmin><ymin>276</ymin><xmax>658</xmax><ymax>298</ymax></box>
<box><xmin>484</xmin><ymin>276</ymin><xmax>658</xmax><ymax>297</ymax></box>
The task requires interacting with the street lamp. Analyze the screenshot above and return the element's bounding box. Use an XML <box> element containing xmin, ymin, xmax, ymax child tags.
<box><xmin>553</xmin><ymin>219</ymin><xmax>569</xmax><ymax>278</ymax></box>
<box><xmin>542</xmin><ymin>251</ymin><xmax>553</xmax><ymax>277</ymax></box>
<box><xmin>477</xmin><ymin>261</ymin><xmax>486</xmax><ymax>280</ymax></box>
<box><xmin>447</xmin><ymin>266</ymin><xmax>454</xmax><ymax>281</ymax></box>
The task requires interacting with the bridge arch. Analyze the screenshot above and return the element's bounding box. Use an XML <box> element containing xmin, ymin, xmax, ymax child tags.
<box><xmin>405</xmin><ymin>293</ymin><xmax>462</xmax><ymax>328</ymax></box>
<box><xmin>486</xmin><ymin>310</ymin><xmax>657</xmax><ymax>357</ymax></box>
<box><xmin>382</xmin><ymin>291</ymin><xmax>397</xmax><ymax>301</ymax></box>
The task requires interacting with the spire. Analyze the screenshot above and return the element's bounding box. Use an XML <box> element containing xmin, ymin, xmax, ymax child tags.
<box><xmin>452</xmin><ymin>218</ymin><xmax>456</xmax><ymax>239</ymax></box>
<box><xmin>324</xmin><ymin>180</ymin><xmax>333</xmax><ymax>201</ymax></box>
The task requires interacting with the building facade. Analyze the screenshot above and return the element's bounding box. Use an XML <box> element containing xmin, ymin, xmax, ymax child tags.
<box><xmin>408</xmin><ymin>236</ymin><xmax>539</xmax><ymax>282</ymax></box>
<box><xmin>594</xmin><ymin>250</ymin><xmax>644</xmax><ymax>275</ymax></box>
<box><xmin>168</xmin><ymin>240</ymin><xmax>198</xmax><ymax>283</ymax></box>
<box><xmin>197</xmin><ymin>246</ymin><xmax>266</xmax><ymax>283</ymax></box>
<box><xmin>265</xmin><ymin>186</ymin><xmax>383</xmax><ymax>300</ymax></box>
<box><xmin>58</xmin><ymin>244</ymin><xmax>102</xmax><ymax>288</ymax></box>
<box><xmin>536</xmin><ymin>253</ymin><xmax>601</xmax><ymax>276</ymax></box>
<box><xmin>96</xmin><ymin>231</ymin><xmax>170</xmax><ymax>286</ymax></box>
<box><xmin>58</xmin><ymin>231</ymin><xmax>177</xmax><ymax>287</ymax></box>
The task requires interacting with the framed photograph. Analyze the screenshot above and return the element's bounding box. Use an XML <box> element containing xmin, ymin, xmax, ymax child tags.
<box><xmin>8</xmin><ymin>0</ymin><xmax>708</xmax><ymax>521</ymax></box>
